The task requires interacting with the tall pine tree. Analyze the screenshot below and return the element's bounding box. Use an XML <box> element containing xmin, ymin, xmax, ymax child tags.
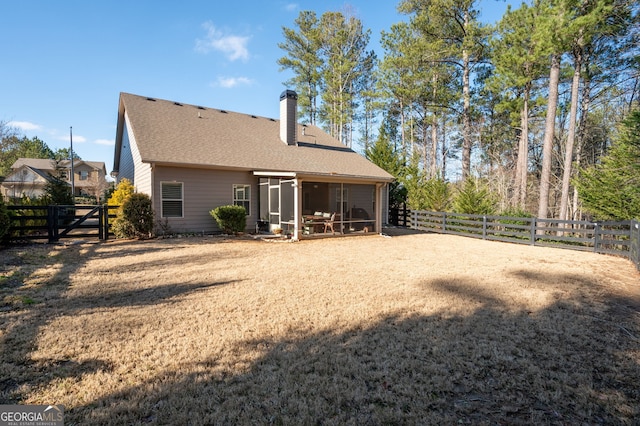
<box><xmin>576</xmin><ymin>109</ymin><xmax>640</xmax><ymax>220</ymax></box>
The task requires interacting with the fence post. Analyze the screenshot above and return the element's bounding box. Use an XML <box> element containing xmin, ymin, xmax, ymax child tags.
<box><xmin>47</xmin><ymin>206</ymin><xmax>60</xmax><ymax>243</ymax></box>
<box><xmin>442</xmin><ymin>212</ymin><xmax>447</xmax><ymax>232</ymax></box>
<box><xmin>530</xmin><ymin>217</ymin><xmax>536</xmax><ymax>246</ymax></box>
<box><xmin>98</xmin><ymin>205</ymin><xmax>104</xmax><ymax>240</ymax></box>
<box><xmin>47</xmin><ymin>206</ymin><xmax>54</xmax><ymax>243</ymax></box>
<box><xmin>102</xmin><ymin>205</ymin><xmax>110</xmax><ymax>240</ymax></box>
<box><xmin>594</xmin><ymin>222</ymin><xmax>600</xmax><ymax>253</ymax></box>
<box><xmin>482</xmin><ymin>216</ymin><xmax>487</xmax><ymax>239</ymax></box>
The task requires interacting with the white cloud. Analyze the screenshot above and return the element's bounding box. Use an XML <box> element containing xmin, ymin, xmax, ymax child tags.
<box><xmin>95</xmin><ymin>139</ymin><xmax>115</xmax><ymax>146</ymax></box>
<box><xmin>212</xmin><ymin>76</ymin><xmax>254</xmax><ymax>88</ymax></box>
<box><xmin>8</xmin><ymin>121</ymin><xmax>41</xmax><ymax>131</ymax></box>
<box><xmin>285</xmin><ymin>3</ymin><xmax>298</xmax><ymax>12</ymax></box>
<box><xmin>195</xmin><ymin>21</ymin><xmax>250</xmax><ymax>61</ymax></box>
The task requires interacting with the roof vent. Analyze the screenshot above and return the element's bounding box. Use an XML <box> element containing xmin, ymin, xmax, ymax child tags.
<box><xmin>146</xmin><ymin>97</ymin><xmax>156</xmax><ymax>102</ymax></box>
<box><xmin>197</xmin><ymin>106</ymin><xmax>205</xmax><ymax>110</ymax></box>
<box><xmin>174</xmin><ymin>102</ymin><xmax>183</xmax><ymax>106</ymax></box>
<box><xmin>219</xmin><ymin>110</ymin><xmax>228</xmax><ymax>114</ymax></box>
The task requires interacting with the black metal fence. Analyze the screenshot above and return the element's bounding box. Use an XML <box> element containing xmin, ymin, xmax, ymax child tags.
<box><xmin>409</xmin><ymin>210</ymin><xmax>640</xmax><ymax>271</ymax></box>
<box><xmin>6</xmin><ymin>205</ymin><xmax>118</xmax><ymax>243</ymax></box>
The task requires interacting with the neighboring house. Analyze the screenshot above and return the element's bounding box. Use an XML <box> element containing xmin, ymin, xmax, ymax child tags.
<box><xmin>1</xmin><ymin>158</ymin><xmax>108</xmax><ymax>201</ymax></box>
<box><xmin>112</xmin><ymin>91</ymin><xmax>394</xmax><ymax>239</ymax></box>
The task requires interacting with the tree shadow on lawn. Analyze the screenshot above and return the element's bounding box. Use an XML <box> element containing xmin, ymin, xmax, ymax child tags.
<box><xmin>73</xmin><ymin>271</ymin><xmax>639</xmax><ymax>425</ymax></box>
<box><xmin>75</xmin><ymin>237</ymin><xmax>250</xmax><ymax>268</ymax></box>
<box><xmin>0</xmin><ymin>241</ymin><xmax>238</xmax><ymax>405</ymax></box>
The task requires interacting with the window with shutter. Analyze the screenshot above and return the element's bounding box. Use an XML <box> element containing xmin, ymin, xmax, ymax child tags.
<box><xmin>161</xmin><ymin>182</ymin><xmax>183</xmax><ymax>218</ymax></box>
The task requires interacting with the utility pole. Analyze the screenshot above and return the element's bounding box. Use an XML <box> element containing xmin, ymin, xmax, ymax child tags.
<box><xmin>70</xmin><ymin>126</ymin><xmax>75</xmax><ymax>200</ymax></box>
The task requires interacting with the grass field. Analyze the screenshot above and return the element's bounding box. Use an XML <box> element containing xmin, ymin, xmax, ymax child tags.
<box><xmin>1</xmin><ymin>231</ymin><xmax>639</xmax><ymax>425</ymax></box>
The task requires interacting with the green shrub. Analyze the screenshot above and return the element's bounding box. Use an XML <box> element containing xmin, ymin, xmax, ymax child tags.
<box><xmin>7</xmin><ymin>196</ymin><xmax>48</xmax><ymax>236</ymax></box>
<box><xmin>210</xmin><ymin>205</ymin><xmax>247</xmax><ymax>234</ymax></box>
<box><xmin>423</xmin><ymin>178</ymin><xmax>451</xmax><ymax>212</ymax></box>
<box><xmin>111</xmin><ymin>216</ymin><xmax>135</xmax><ymax>239</ymax></box>
<box><xmin>113</xmin><ymin>193</ymin><xmax>154</xmax><ymax>239</ymax></box>
<box><xmin>452</xmin><ymin>178</ymin><xmax>496</xmax><ymax>215</ymax></box>
<box><xmin>43</xmin><ymin>161</ymin><xmax>74</xmax><ymax>206</ymax></box>
<box><xmin>498</xmin><ymin>207</ymin><xmax>533</xmax><ymax>225</ymax></box>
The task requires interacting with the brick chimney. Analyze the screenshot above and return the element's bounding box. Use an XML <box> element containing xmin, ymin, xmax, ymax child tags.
<box><xmin>280</xmin><ymin>90</ymin><xmax>297</xmax><ymax>146</ymax></box>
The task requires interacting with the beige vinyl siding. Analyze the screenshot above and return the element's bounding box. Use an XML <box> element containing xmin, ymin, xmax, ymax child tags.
<box><xmin>117</xmin><ymin>114</ymin><xmax>135</xmax><ymax>183</ymax></box>
<box><xmin>153</xmin><ymin>166</ymin><xmax>257</xmax><ymax>233</ymax></box>
<box><xmin>0</xmin><ymin>167</ymin><xmax>48</xmax><ymax>199</ymax></box>
<box><xmin>119</xmin><ymin>113</ymin><xmax>152</xmax><ymax>195</ymax></box>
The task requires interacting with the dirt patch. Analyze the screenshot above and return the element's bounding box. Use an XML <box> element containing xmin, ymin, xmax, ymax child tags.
<box><xmin>1</xmin><ymin>233</ymin><xmax>638</xmax><ymax>424</ymax></box>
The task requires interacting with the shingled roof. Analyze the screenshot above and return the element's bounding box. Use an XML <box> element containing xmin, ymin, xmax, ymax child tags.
<box><xmin>114</xmin><ymin>93</ymin><xmax>394</xmax><ymax>182</ymax></box>
<box><xmin>11</xmin><ymin>158</ymin><xmax>106</xmax><ymax>172</ymax></box>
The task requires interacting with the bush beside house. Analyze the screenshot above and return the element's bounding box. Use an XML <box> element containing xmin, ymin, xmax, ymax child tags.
<box><xmin>112</xmin><ymin>193</ymin><xmax>154</xmax><ymax>239</ymax></box>
<box><xmin>210</xmin><ymin>205</ymin><xmax>247</xmax><ymax>235</ymax></box>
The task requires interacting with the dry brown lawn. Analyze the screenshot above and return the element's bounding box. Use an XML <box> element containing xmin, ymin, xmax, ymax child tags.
<box><xmin>1</xmin><ymin>230</ymin><xmax>639</xmax><ymax>425</ymax></box>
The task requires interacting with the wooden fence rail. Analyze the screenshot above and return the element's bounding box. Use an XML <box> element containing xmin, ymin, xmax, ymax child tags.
<box><xmin>410</xmin><ymin>210</ymin><xmax>639</xmax><ymax>271</ymax></box>
<box><xmin>6</xmin><ymin>205</ymin><xmax>119</xmax><ymax>243</ymax></box>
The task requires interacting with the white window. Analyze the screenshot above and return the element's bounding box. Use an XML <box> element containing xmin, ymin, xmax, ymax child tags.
<box><xmin>233</xmin><ymin>184</ymin><xmax>250</xmax><ymax>215</ymax></box>
<box><xmin>79</xmin><ymin>170</ymin><xmax>89</xmax><ymax>180</ymax></box>
<box><xmin>161</xmin><ymin>182</ymin><xmax>183</xmax><ymax>218</ymax></box>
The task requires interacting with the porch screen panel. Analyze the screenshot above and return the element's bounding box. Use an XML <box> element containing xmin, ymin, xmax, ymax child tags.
<box><xmin>259</xmin><ymin>179</ymin><xmax>269</xmax><ymax>221</ymax></box>
<box><xmin>280</xmin><ymin>180</ymin><xmax>294</xmax><ymax>223</ymax></box>
<box><xmin>269</xmin><ymin>185</ymin><xmax>279</xmax><ymax>225</ymax></box>
<box><xmin>344</xmin><ymin>184</ymin><xmax>375</xmax><ymax>232</ymax></box>
<box><xmin>161</xmin><ymin>182</ymin><xmax>183</xmax><ymax>218</ymax></box>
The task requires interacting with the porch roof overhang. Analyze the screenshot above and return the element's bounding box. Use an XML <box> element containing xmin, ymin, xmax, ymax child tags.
<box><xmin>252</xmin><ymin>170</ymin><xmax>394</xmax><ymax>184</ymax></box>
<box><xmin>252</xmin><ymin>171</ymin><xmax>297</xmax><ymax>178</ymax></box>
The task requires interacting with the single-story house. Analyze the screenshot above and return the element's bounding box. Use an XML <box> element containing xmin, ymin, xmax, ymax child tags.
<box><xmin>112</xmin><ymin>91</ymin><xmax>394</xmax><ymax>239</ymax></box>
<box><xmin>1</xmin><ymin>158</ymin><xmax>107</xmax><ymax>201</ymax></box>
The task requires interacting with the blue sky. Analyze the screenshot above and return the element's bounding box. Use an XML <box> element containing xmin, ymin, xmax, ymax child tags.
<box><xmin>1</xmin><ymin>1</ymin><xmax>512</xmax><ymax>175</ymax></box>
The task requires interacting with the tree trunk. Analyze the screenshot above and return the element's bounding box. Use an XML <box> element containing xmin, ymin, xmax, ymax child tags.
<box><xmin>441</xmin><ymin>115</ymin><xmax>447</xmax><ymax>180</ymax></box>
<box><xmin>430</xmin><ymin>113</ymin><xmax>438</xmax><ymax>179</ymax></box>
<box><xmin>572</xmin><ymin>69</ymin><xmax>591</xmax><ymax>221</ymax></box>
<box><xmin>559</xmin><ymin>45</ymin><xmax>582</xmax><ymax>225</ymax></box>
<box><xmin>515</xmin><ymin>87</ymin><xmax>530</xmax><ymax>209</ymax></box>
<box><xmin>430</xmin><ymin>73</ymin><xmax>439</xmax><ymax>179</ymax></box>
<box><xmin>537</xmin><ymin>54</ymin><xmax>561</xmax><ymax>223</ymax></box>
<box><xmin>461</xmin><ymin>47</ymin><xmax>471</xmax><ymax>180</ymax></box>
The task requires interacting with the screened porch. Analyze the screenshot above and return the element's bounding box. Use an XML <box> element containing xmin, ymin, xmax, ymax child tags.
<box><xmin>257</xmin><ymin>175</ymin><xmax>383</xmax><ymax>239</ymax></box>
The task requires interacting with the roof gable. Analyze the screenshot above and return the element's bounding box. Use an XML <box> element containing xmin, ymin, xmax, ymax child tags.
<box><xmin>11</xmin><ymin>158</ymin><xmax>106</xmax><ymax>174</ymax></box>
<box><xmin>115</xmin><ymin>93</ymin><xmax>394</xmax><ymax>182</ymax></box>
<box><xmin>3</xmin><ymin>165</ymin><xmax>51</xmax><ymax>184</ymax></box>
